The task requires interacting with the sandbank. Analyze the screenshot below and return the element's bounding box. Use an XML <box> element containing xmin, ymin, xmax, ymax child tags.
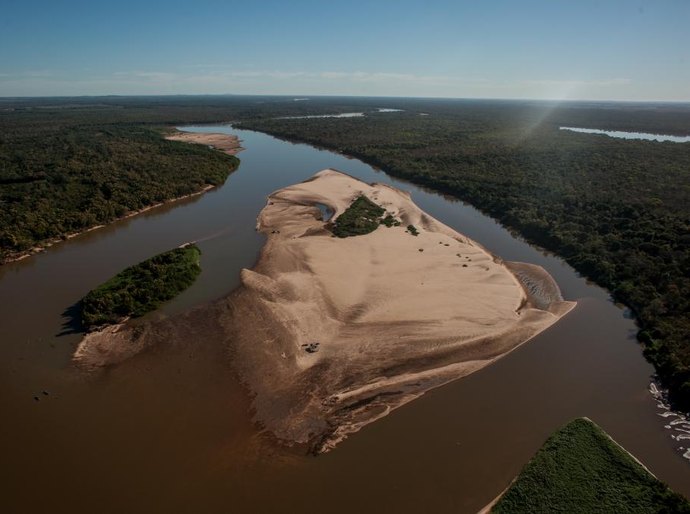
<box><xmin>165</xmin><ymin>130</ymin><xmax>243</xmax><ymax>155</ymax></box>
<box><xmin>74</xmin><ymin>169</ymin><xmax>575</xmax><ymax>453</ymax></box>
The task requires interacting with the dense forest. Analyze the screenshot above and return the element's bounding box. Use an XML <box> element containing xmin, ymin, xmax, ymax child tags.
<box><xmin>2</xmin><ymin>96</ymin><xmax>689</xmax><ymax>410</ymax></box>
<box><xmin>0</xmin><ymin>111</ymin><xmax>240</xmax><ymax>262</ymax></box>
<box><xmin>236</xmin><ymin>101</ymin><xmax>690</xmax><ymax>411</ymax></box>
<box><xmin>493</xmin><ymin>418</ymin><xmax>690</xmax><ymax>513</ymax></box>
<box><xmin>81</xmin><ymin>244</ymin><xmax>202</xmax><ymax>328</ymax></box>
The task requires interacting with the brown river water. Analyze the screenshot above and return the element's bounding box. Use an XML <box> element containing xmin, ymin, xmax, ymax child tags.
<box><xmin>1</xmin><ymin>126</ymin><xmax>688</xmax><ymax>513</ymax></box>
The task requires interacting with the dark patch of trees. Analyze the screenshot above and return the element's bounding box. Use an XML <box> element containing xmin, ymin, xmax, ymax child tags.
<box><xmin>81</xmin><ymin>245</ymin><xmax>201</xmax><ymax>328</ymax></box>
<box><xmin>331</xmin><ymin>195</ymin><xmax>385</xmax><ymax>237</ymax></box>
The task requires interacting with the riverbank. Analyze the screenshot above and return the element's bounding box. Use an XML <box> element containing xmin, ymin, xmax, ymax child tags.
<box><xmin>3</xmin><ymin>129</ymin><xmax>244</xmax><ymax>266</ymax></box>
<box><xmin>165</xmin><ymin>130</ymin><xmax>244</xmax><ymax>154</ymax></box>
<box><xmin>2</xmin><ymin>184</ymin><xmax>217</xmax><ymax>265</ymax></box>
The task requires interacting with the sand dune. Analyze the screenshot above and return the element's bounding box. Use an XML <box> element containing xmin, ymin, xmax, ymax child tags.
<box><xmin>74</xmin><ymin>169</ymin><xmax>575</xmax><ymax>453</ymax></box>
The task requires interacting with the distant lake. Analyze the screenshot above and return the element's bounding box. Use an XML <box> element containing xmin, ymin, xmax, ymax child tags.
<box><xmin>560</xmin><ymin>126</ymin><xmax>690</xmax><ymax>143</ymax></box>
<box><xmin>279</xmin><ymin>112</ymin><xmax>365</xmax><ymax>119</ymax></box>
<box><xmin>279</xmin><ymin>108</ymin><xmax>405</xmax><ymax>119</ymax></box>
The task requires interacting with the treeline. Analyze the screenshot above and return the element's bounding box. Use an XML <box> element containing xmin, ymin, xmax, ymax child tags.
<box><xmin>0</xmin><ymin>118</ymin><xmax>239</xmax><ymax>262</ymax></box>
<box><xmin>237</xmin><ymin>104</ymin><xmax>690</xmax><ymax>411</ymax></box>
<box><xmin>0</xmin><ymin>95</ymin><xmax>389</xmax><ymax>127</ymax></box>
<box><xmin>81</xmin><ymin>245</ymin><xmax>202</xmax><ymax>328</ymax></box>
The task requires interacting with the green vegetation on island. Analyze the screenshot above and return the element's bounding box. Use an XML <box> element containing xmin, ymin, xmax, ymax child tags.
<box><xmin>81</xmin><ymin>245</ymin><xmax>202</xmax><ymax>328</ymax></box>
<box><xmin>331</xmin><ymin>195</ymin><xmax>386</xmax><ymax>237</ymax></box>
<box><xmin>493</xmin><ymin>418</ymin><xmax>690</xmax><ymax>513</ymax></box>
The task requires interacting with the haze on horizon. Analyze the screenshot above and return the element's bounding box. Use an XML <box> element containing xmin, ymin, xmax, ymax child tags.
<box><xmin>1</xmin><ymin>0</ymin><xmax>688</xmax><ymax>102</ymax></box>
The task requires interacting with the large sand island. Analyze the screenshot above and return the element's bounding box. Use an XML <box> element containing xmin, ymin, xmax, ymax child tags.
<box><xmin>75</xmin><ymin>169</ymin><xmax>575</xmax><ymax>453</ymax></box>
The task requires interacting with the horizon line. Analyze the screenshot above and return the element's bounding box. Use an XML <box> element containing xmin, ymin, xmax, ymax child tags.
<box><xmin>1</xmin><ymin>93</ymin><xmax>690</xmax><ymax>104</ymax></box>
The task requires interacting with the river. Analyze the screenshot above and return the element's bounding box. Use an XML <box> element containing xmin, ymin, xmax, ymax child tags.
<box><xmin>1</xmin><ymin>125</ymin><xmax>688</xmax><ymax>513</ymax></box>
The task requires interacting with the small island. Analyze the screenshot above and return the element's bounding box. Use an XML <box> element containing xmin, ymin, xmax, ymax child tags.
<box><xmin>81</xmin><ymin>244</ymin><xmax>202</xmax><ymax>328</ymax></box>
<box><xmin>74</xmin><ymin>245</ymin><xmax>202</xmax><ymax>366</ymax></box>
<box><xmin>489</xmin><ymin>418</ymin><xmax>690</xmax><ymax>513</ymax></box>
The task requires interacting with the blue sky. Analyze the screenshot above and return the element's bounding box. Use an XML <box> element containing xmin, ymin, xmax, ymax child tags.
<box><xmin>1</xmin><ymin>0</ymin><xmax>688</xmax><ymax>100</ymax></box>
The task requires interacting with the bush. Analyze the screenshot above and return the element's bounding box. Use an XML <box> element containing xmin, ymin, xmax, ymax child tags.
<box><xmin>406</xmin><ymin>224</ymin><xmax>419</xmax><ymax>236</ymax></box>
<box><xmin>331</xmin><ymin>195</ymin><xmax>386</xmax><ymax>237</ymax></box>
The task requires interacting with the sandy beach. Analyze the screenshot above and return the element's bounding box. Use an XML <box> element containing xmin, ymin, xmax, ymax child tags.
<box><xmin>165</xmin><ymin>130</ymin><xmax>243</xmax><ymax>155</ymax></box>
<box><xmin>74</xmin><ymin>169</ymin><xmax>575</xmax><ymax>452</ymax></box>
